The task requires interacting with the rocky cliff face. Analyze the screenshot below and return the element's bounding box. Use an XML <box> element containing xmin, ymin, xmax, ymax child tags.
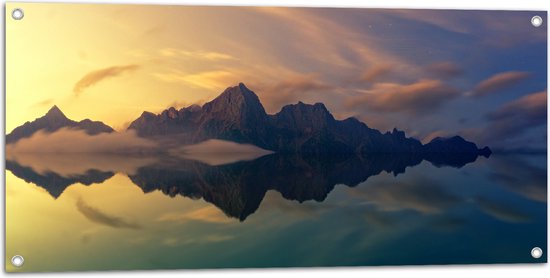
<box><xmin>195</xmin><ymin>83</ymin><xmax>273</xmax><ymax>149</ymax></box>
<box><xmin>127</xmin><ymin>83</ymin><xmax>453</xmax><ymax>154</ymax></box>
<box><xmin>127</xmin><ymin>106</ymin><xmax>202</xmax><ymax>140</ymax></box>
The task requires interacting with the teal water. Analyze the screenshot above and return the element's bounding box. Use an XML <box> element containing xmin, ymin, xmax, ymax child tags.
<box><xmin>5</xmin><ymin>153</ymin><xmax>547</xmax><ymax>271</ymax></box>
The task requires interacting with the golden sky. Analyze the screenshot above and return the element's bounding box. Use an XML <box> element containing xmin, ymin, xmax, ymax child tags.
<box><xmin>6</xmin><ymin>3</ymin><xmax>266</xmax><ymax>131</ymax></box>
<box><xmin>5</xmin><ymin>3</ymin><xmax>547</xmax><ymax>150</ymax></box>
<box><xmin>4</xmin><ymin>3</ymin><xmax>425</xmax><ymax>132</ymax></box>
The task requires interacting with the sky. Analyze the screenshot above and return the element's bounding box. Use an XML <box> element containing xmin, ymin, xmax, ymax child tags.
<box><xmin>5</xmin><ymin>3</ymin><xmax>547</xmax><ymax>151</ymax></box>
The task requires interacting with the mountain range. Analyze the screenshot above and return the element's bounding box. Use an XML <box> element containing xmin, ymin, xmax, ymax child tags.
<box><xmin>5</xmin><ymin>83</ymin><xmax>491</xmax><ymax>157</ymax></box>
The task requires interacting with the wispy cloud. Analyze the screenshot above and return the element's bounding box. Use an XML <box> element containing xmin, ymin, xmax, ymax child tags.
<box><xmin>254</xmin><ymin>7</ymin><xmax>419</xmax><ymax>76</ymax></box>
<box><xmin>159</xmin><ymin>48</ymin><xmax>235</xmax><ymax>61</ymax></box>
<box><xmin>487</xmin><ymin>90</ymin><xmax>546</xmax><ymax>121</ymax></box>
<box><xmin>476</xmin><ymin>197</ymin><xmax>531</xmax><ymax>223</ymax></box>
<box><xmin>383</xmin><ymin>9</ymin><xmax>471</xmax><ymax>35</ymax></box>
<box><xmin>157</xmin><ymin>205</ymin><xmax>234</xmax><ymax>224</ymax></box>
<box><xmin>152</xmin><ymin>70</ymin><xmax>237</xmax><ymax>91</ymax></box>
<box><xmin>353</xmin><ymin>177</ymin><xmax>460</xmax><ymax>214</ymax></box>
<box><xmin>74</xmin><ymin>64</ymin><xmax>140</xmax><ymax>95</ymax></box>
<box><xmin>251</xmin><ymin>73</ymin><xmax>333</xmax><ymax>112</ymax></box>
<box><xmin>76</xmin><ymin>198</ymin><xmax>141</xmax><ymax>229</ymax></box>
<box><xmin>346</xmin><ymin>79</ymin><xmax>460</xmax><ymax>115</ymax></box>
<box><xmin>425</xmin><ymin>61</ymin><xmax>463</xmax><ymax>79</ymax></box>
<box><xmin>459</xmin><ymin>90</ymin><xmax>546</xmax><ymax>147</ymax></box>
<box><xmin>483</xmin><ymin>90</ymin><xmax>546</xmax><ymax>141</ymax></box>
<box><xmin>488</xmin><ymin>155</ymin><xmax>547</xmax><ymax>202</ymax></box>
<box><xmin>471</xmin><ymin>71</ymin><xmax>530</xmax><ymax>97</ymax></box>
<box><xmin>6</xmin><ymin>128</ymin><xmax>157</xmax><ymax>153</ymax></box>
<box><xmin>359</xmin><ymin>64</ymin><xmax>393</xmax><ymax>83</ymax></box>
<box><xmin>385</xmin><ymin>10</ymin><xmax>546</xmax><ymax>47</ymax></box>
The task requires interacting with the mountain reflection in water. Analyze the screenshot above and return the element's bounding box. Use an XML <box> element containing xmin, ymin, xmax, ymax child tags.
<box><xmin>7</xmin><ymin>151</ymin><xmax>485</xmax><ymax>221</ymax></box>
<box><xmin>4</xmin><ymin>150</ymin><xmax>547</xmax><ymax>270</ymax></box>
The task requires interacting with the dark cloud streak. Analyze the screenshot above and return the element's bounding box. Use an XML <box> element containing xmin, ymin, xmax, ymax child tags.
<box><xmin>488</xmin><ymin>154</ymin><xmax>547</xmax><ymax>202</ymax></box>
<box><xmin>346</xmin><ymin>79</ymin><xmax>460</xmax><ymax>116</ymax></box>
<box><xmin>355</xmin><ymin>177</ymin><xmax>460</xmax><ymax>214</ymax></box>
<box><xmin>483</xmin><ymin>91</ymin><xmax>546</xmax><ymax>142</ymax></box>
<box><xmin>476</xmin><ymin>197</ymin><xmax>532</xmax><ymax>223</ymax></box>
<box><xmin>425</xmin><ymin>61</ymin><xmax>463</xmax><ymax>79</ymax></box>
<box><xmin>472</xmin><ymin>71</ymin><xmax>530</xmax><ymax>97</ymax></box>
<box><xmin>76</xmin><ymin>198</ymin><xmax>141</xmax><ymax>229</ymax></box>
<box><xmin>73</xmin><ymin>64</ymin><xmax>140</xmax><ymax>96</ymax></box>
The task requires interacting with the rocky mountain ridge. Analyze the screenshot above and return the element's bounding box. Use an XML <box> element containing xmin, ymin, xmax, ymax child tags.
<box><xmin>6</xmin><ymin>83</ymin><xmax>491</xmax><ymax>157</ymax></box>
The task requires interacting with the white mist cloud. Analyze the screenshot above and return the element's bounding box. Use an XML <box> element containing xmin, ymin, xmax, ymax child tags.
<box><xmin>6</xmin><ymin>128</ymin><xmax>160</xmax><ymax>177</ymax></box>
<box><xmin>6</xmin><ymin>128</ymin><xmax>157</xmax><ymax>154</ymax></box>
<box><xmin>6</xmin><ymin>153</ymin><xmax>157</xmax><ymax>177</ymax></box>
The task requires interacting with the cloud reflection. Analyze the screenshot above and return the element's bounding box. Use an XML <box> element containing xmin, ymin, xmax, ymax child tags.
<box><xmin>352</xmin><ymin>177</ymin><xmax>460</xmax><ymax>214</ymax></box>
<box><xmin>476</xmin><ymin>197</ymin><xmax>531</xmax><ymax>223</ymax></box>
<box><xmin>157</xmin><ymin>206</ymin><xmax>235</xmax><ymax>224</ymax></box>
<box><xmin>76</xmin><ymin>198</ymin><xmax>142</xmax><ymax>229</ymax></box>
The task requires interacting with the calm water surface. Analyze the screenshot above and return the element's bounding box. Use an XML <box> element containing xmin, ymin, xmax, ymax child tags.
<box><xmin>4</xmin><ymin>152</ymin><xmax>547</xmax><ymax>272</ymax></box>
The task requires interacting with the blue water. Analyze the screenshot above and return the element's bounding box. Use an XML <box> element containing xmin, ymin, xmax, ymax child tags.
<box><xmin>4</xmin><ymin>152</ymin><xmax>547</xmax><ymax>271</ymax></box>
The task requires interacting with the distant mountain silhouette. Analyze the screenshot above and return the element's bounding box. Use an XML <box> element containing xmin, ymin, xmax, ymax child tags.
<box><xmin>6</xmin><ymin>105</ymin><xmax>114</xmax><ymax>144</ymax></box>
<box><xmin>128</xmin><ymin>83</ymin><xmax>491</xmax><ymax>156</ymax></box>
<box><xmin>424</xmin><ymin>136</ymin><xmax>492</xmax><ymax>167</ymax></box>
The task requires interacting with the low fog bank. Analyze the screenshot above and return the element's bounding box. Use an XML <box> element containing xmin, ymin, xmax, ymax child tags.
<box><xmin>6</xmin><ymin>130</ymin><xmax>275</xmax><ymax>175</ymax></box>
<box><xmin>6</xmin><ymin>128</ymin><xmax>158</xmax><ymax>154</ymax></box>
<box><xmin>6</xmin><ymin>152</ymin><xmax>158</xmax><ymax>177</ymax></box>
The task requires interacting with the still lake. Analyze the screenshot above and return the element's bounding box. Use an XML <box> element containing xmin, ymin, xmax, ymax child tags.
<box><xmin>5</xmin><ymin>152</ymin><xmax>547</xmax><ymax>272</ymax></box>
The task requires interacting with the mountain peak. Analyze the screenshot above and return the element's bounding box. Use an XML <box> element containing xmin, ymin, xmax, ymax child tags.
<box><xmin>222</xmin><ymin>83</ymin><xmax>258</xmax><ymax>101</ymax></box>
<box><xmin>238</xmin><ymin>82</ymin><xmax>249</xmax><ymax>91</ymax></box>
<box><xmin>203</xmin><ymin>83</ymin><xmax>265</xmax><ymax>115</ymax></box>
<box><xmin>391</xmin><ymin>128</ymin><xmax>406</xmax><ymax>139</ymax></box>
<box><xmin>45</xmin><ymin>105</ymin><xmax>67</xmax><ymax>119</ymax></box>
